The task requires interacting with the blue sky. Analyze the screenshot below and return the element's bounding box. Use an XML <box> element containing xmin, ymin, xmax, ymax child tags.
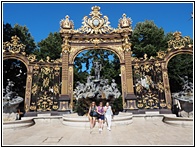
<box><xmin>3</xmin><ymin>2</ymin><xmax>193</xmax><ymax>43</ymax></box>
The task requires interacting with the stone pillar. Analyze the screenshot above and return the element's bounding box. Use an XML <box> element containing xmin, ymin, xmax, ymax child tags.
<box><xmin>120</xmin><ymin>64</ymin><xmax>126</xmax><ymax>107</ymax></box>
<box><xmin>162</xmin><ymin>65</ymin><xmax>172</xmax><ymax>110</ymax></box>
<box><xmin>58</xmin><ymin>51</ymin><xmax>70</xmax><ymax>112</ymax></box>
<box><xmin>124</xmin><ymin>50</ymin><xmax>138</xmax><ymax>110</ymax></box>
<box><xmin>24</xmin><ymin>66</ymin><xmax>33</xmax><ymax>113</ymax></box>
<box><xmin>61</xmin><ymin>51</ymin><xmax>69</xmax><ymax>95</ymax></box>
<box><xmin>68</xmin><ymin>64</ymin><xmax>74</xmax><ymax>111</ymax></box>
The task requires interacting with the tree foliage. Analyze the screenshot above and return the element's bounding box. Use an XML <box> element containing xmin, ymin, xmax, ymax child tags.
<box><xmin>3</xmin><ymin>23</ymin><xmax>37</xmax><ymax>54</ymax></box>
<box><xmin>168</xmin><ymin>54</ymin><xmax>193</xmax><ymax>93</ymax></box>
<box><xmin>131</xmin><ymin>20</ymin><xmax>170</xmax><ymax>57</ymax></box>
<box><xmin>74</xmin><ymin>49</ymin><xmax>121</xmax><ymax>89</ymax></box>
<box><xmin>36</xmin><ymin>32</ymin><xmax>63</xmax><ymax>60</ymax></box>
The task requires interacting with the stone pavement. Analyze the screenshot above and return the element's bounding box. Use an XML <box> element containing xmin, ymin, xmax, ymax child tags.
<box><xmin>3</xmin><ymin>117</ymin><xmax>193</xmax><ymax>146</ymax></box>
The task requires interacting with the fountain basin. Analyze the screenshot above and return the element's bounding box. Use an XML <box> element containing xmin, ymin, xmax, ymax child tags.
<box><xmin>162</xmin><ymin>115</ymin><xmax>193</xmax><ymax>126</ymax></box>
<box><xmin>3</xmin><ymin>119</ymin><xmax>35</xmax><ymax>129</ymax></box>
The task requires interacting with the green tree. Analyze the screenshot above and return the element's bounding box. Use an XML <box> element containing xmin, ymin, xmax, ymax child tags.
<box><xmin>74</xmin><ymin>49</ymin><xmax>121</xmax><ymax>89</ymax></box>
<box><xmin>3</xmin><ymin>23</ymin><xmax>37</xmax><ymax>54</ymax></box>
<box><xmin>131</xmin><ymin>20</ymin><xmax>167</xmax><ymax>57</ymax></box>
<box><xmin>3</xmin><ymin>23</ymin><xmax>14</xmax><ymax>42</ymax></box>
<box><xmin>36</xmin><ymin>32</ymin><xmax>62</xmax><ymax>60</ymax></box>
<box><xmin>168</xmin><ymin>54</ymin><xmax>193</xmax><ymax>93</ymax></box>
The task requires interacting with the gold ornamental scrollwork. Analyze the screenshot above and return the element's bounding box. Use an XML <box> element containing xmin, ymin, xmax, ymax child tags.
<box><xmin>27</xmin><ymin>54</ymin><xmax>37</xmax><ymax>62</ymax></box>
<box><xmin>31</xmin><ymin>83</ymin><xmax>39</xmax><ymax>96</ymax></box>
<box><xmin>53</xmin><ymin>58</ymin><xmax>62</xmax><ymax>64</ymax></box>
<box><xmin>52</xmin><ymin>102</ymin><xmax>58</xmax><ymax>110</ymax></box>
<box><xmin>30</xmin><ymin>102</ymin><xmax>37</xmax><ymax>111</ymax></box>
<box><xmin>37</xmin><ymin>92</ymin><xmax>53</xmax><ymax>111</ymax></box>
<box><xmin>54</xmin><ymin>65</ymin><xmax>60</xmax><ymax>76</ymax></box>
<box><xmin>41</xmin><ymin>67</ymin><xmax>51</xmax><ymax>76</ymax></box>
<box><xmin>53</xmin><ymin>84</ymin><xmax>60</xmax><ymax>95</ymax></box>
<box><xmin>122</xmin><ymin>34</ymin><xmax>132</xmax><ymax>51</ymax></box>
<box><xmin>156</xmin><ymin>51</ymin><xmax>166</xmax><ymax>59</ymax></box>
<box><xmin>168</xmin><ymin>32</ymin><xmax>192</xmax><ymax>50</ymax></box>
<box><xmin>90</xmin><ymin>38</ymin><xmax>103</xmax><ymax>48</ymax></box>
<box><xmin>62</xmin><ymin>37</ymin><xmax>71</xmax><ymax>53</ymax></box>
<box><xmin>33</xmin><ymin>64</ymin><xmax>40</xmax><ymax>76</ymax></box>
<box><xmin>157</xmin><ymin>81</ymin><xmax>164</xmax><ymax>93</ymax></box>
<box><xmin>134</xmin><ymin>63</ymin><xmax>140</xmax><ymax>74</ymax></box>
<box><xmin>3</xmin><ymin>35</ymin><xmax>26</xmax><ymax>54</ymax></box>
<box><xmin>78</xmin><ymin>6</ymin><xmax>113</xmax><ymax>34</ymax></box>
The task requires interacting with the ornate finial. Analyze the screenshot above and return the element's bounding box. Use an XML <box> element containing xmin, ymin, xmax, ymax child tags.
<box><xmin>46</xmin><ymin>56</ymin><xmax>50</xmax><ymax>63</ymax></box>
<box><xmin>3</xmin><ymin>35</ymin><xmax>26</xmax><ymax>54</ymax></box>
<box><xmin>78</xmin><ymin>6</ymin><xmax>113</xmax><ymax>34</ymax></box>
<box><xmin>90</xmin><ymin>6</ymin><xmax>102</xmax><ymax>17</ymax></box>
<box><xmin>173</xmin><ymin>31</ymin><xmax>182</xmax><ymax>40</ymax></box>
<box><xmin>11</xmin><ymin>35</ymin><xmax>20</xmax><ymax>44</ymax></box>
<box><xmin>118</xmin><ymin>13</ymin><xmax>132</xmax><ymax>28</ymax></box>
<box><xmin>60</xmin><ymin>15</ymin><xmax>74</xmax><ymax>29</ymax></box>
<box><xmin>143</xmin><ymin>53</ymin><xmax>148</xmax><ymax>60</ymax></box>
<box><xmin>167</xmin><ymin>31</ymin><xmax>192</xmax><ymax>50</ymax></box>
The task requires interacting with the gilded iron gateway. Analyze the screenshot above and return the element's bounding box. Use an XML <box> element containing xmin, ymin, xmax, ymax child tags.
<box><xmin>3</xmin><ymin>6</ymin><xmax>193</xmax><ymax>115</ymax></box>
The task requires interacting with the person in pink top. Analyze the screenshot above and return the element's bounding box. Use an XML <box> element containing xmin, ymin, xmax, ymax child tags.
<box><xmin>97</xmin><ymin>102</ymin><xmax>105</xmax><ymax>133</ymax></box>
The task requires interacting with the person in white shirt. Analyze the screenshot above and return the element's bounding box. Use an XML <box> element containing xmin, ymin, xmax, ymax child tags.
<box><xmin>104</xmin><ymin>102</ymin><xmax>113</xmax><ymax>131</ymax></box>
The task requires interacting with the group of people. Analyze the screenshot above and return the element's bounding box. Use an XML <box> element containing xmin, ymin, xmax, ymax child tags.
<box><xmin>88</xmin><ymin>101</ymin><xmax>113</xmax><ymax>134</ymax></box>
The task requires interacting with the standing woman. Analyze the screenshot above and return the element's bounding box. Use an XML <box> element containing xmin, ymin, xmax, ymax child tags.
<box><xmin>88</xmin><ymin>101</ymin><xmax>97</xmax><ymax>133</ymax></box>
<box><xmin>97</xmin><ymin>102</ymin><xmax>105</xmax><ymax>133</ymax></box>
<box><xmin>104</xmin><ymin>102</ymin><xmax>113</xmax><ymax>131</ymax></box>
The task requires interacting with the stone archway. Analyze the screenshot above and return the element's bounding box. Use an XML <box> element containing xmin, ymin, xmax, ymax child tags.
<box><xmin>3</xmin><ymin>36</ymin><xmax>63</xmax><ymax>114</ymax></box>
<box><xmin>3</xmin><ymin>36</ymin><xmax>34</xmax><ymax>113</ymax></box>
<box><xmin>156</xmin><ymin>32</ymin><xmax>193</xmax><ymax>111</ymax></box>
<box><xmin>59</xmin><ymin>6</ymin><xmax>137</xmax><ymax>111</ymax></box>
<box><xmin>68</xmin><ymin>47</ymin><xmax>124</xmax><ymax>108</ymax></box>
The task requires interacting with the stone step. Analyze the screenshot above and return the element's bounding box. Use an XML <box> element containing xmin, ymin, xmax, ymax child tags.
<box><xmin>62</xmin><ymin>112</ymin><xmax>133</xmax><ymax>127</ymax></box>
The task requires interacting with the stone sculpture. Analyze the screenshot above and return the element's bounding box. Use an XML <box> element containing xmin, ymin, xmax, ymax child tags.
<box><xmin>73</xmin><ymin>61</ymin><xmax>121</xmax><ymax>100</ymax></box>
<box><xmin>3</xmin><ymin>79</ymin><xmax>24</xmax><ymax>114</ymax></box>
<box><xmin>172</xmin><ymin>75</ymin><xmax>193</xmax><ymax>118</ymax></box>
<box><xmin>93</xmin><ymin>61</ymin><xmax>102</xmax><ymax>80</ymax></box>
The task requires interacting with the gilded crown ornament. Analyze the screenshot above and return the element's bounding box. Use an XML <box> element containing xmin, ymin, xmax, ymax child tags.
<box><xmin>60</xmin><ymin>15</ymin><xmax>74</xmax><ymax>29</ymax></box>
<box><xmin>118</xmin><ymin>13</ymin><xmax>132</xmax><ymax>28</ymax></box>
<box><xmin>78</xmin><ymin>6</ymin><xmax>113</xmax><ymax>34</ymax></box>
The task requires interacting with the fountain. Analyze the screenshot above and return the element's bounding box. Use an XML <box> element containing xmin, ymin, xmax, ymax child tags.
<box><xmin>73</xmin><ymin>61</ymin><xmax>121</xmax><ymax>101</ymax></box>
<box><xmin>171</xmin><ymin>76</ymin><xmax>193</xmax><ymax>118</ymax></box>
<box><xmin>3</xmin><ymin>79</ymin><xmax>24</xmax><ymax>121</ymax></box>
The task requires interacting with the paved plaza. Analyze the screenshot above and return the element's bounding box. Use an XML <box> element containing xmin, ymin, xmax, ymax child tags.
<box><xmin>3</xmin><ymin>116</ymin><xmax>193</xmax><ymax>146</ymax></box>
